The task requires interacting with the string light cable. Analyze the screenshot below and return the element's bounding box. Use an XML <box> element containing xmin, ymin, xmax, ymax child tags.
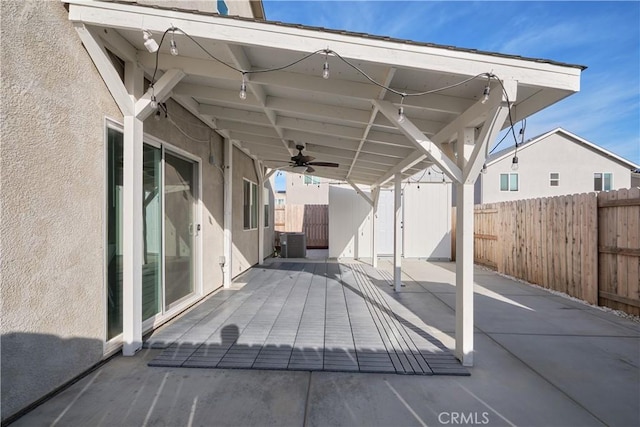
<box><xmin>147</xmin><ymin>27</ymin><xmax>507</xmax><ymax>110</ymax></box>
<box><xmin>144</xmin><ymin>26</ymin><xmax>524</xmax><ymax>169</ymax></box>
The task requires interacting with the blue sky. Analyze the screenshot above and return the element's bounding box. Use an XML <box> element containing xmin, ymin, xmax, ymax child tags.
<box><xmin>263</xmin><ymin>0</ymin><xmax>640</xmax><ymax>173</ymax></box>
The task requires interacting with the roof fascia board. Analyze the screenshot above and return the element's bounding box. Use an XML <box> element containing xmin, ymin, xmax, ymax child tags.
<box><xmin>67</xmin><ymin>1</ymin><xmax>581</xmax><ymax>91</ymax></box>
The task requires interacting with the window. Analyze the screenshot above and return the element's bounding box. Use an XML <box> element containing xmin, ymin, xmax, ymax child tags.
<box><xmin>594</xmin><ymin>173</ymin><xmax>612</xmax><ymax>191</ymax></box>
<box><xmin>243</xmin><ymin>179</ymin><xmax>258</xmax><ymax>229</ymax></box>
<box><xmin>304</xmin><ymin>175</ymin><xmax>321</xmax><ymax>185</ymax></box>
<box><xmin>550</xmin><ymin>173</ymin><xmax>560</xmax><ymax>187</ymax></box>
<box><xmin>263</xmin><ymin>188</ymin><xmax>269</xmax><ymax>228</ymax></box>
<box><xmin>500</xmin><ymin>173</ymin><xmax>519</xmax><ymax>191</ymax></box>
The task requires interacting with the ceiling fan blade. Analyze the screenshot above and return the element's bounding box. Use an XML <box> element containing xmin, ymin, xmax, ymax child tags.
<box><xmin>307</xmin><ymin>161</ymin><xmax>339</xmax><ymax>167</ymax></box>
<box><xmin>300</xmin><ymin>155</ymin><xmax>315</xmax><ymax>163</ymax></box>
<box><xmin>305</xmin><ymin>166</ymin><xmax>315</xmax><ymax>174</ymax></box>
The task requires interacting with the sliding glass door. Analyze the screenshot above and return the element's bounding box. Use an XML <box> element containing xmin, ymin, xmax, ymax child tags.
<box><xmin>164</xmin><ymin>152</ymin><xmax>196</xmax><ymax>309</ymax></box>
<box><xmin>107</xmin><ymin>128</ymin><xmax>199</xmax><ymax>341</ymax></box>
<box><xmin>142</xmin><ymin>144</ymin><xmax>162</xmax><ymax>320</ymax></box>
<box><xmin>107</xmin><ymin>128</ymin><xmax>123</xmax><ymax>340</ymax></box>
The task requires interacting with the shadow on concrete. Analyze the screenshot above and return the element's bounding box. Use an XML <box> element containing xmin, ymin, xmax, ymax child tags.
<box><xmin>1</xmin><ymin>333</ymin><xmax>104</xmax><ymax>425</ymax></box>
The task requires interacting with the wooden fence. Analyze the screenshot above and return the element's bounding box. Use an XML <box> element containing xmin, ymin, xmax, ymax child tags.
<box><xmin>597</xmin><ymin>188</ymin><xmax>640</xmax><ymax>315</ymax></box>
<box><xmin>453</xmin><ymin>188</ymin><xmax>639</xmax><ymax>316</ymax></box>
<box><xmin>274</xmin><ymin>204</ymin><xmax>329</xmax><ymax>248</ymax></box>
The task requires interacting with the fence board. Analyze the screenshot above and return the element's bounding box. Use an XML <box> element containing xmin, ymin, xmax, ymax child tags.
<box><xmin>627</xmin><ymin>188</ymin><xmax>640</xmax><ymax>307</ymax></box>
<box><xmin>597</xmin><ymin>189</ymin><xmax>640</xmax><ymax>315</ymax></box>
<box><xmin>274</xmin><ymin>204</ymin><xmax>329</xmax><ymax>248</ymax></box>
<box><xmin>467</xmin><ymin>191</ymin><xmax>637</xmax><ymax>312</ymax></box>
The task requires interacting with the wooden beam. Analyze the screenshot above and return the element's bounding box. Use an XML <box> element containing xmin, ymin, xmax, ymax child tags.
<box><xmin>346</xmin><ymin>180</ymin><xmax>374</xmax><ymax>207</ymax></box>
<box><xmin>433</xmin><ymin>79</ymin><xmax>516</xmax><ymax>146</ymax></box>
<box><xmin>276</xmin><ymin>116</ymin><xmax>365</xmax><ymax>140</ymax></box>
<box><xmin>373</xmin><ymin>151</ymin><xmax>425</xmax><ymax>187</ymax></box>
<box><xmin>73</xmin><ymin>23</ymin><xmax>133</xmax><ymax>115</ymax></box>
<box><xmin>218</xmin><ymin>120</ymin><xmax>280</xmax><ymax>139</ymax></box>
<box><xmin>122</xmin><ymin>114</ymin><xmax>143</xmax><ymax>355</ymax></box>
<box><xmin>253</xmin><ymin>158</ymin><xmax>265</xmax><ymax>265</ymax></box>
<box><xmin>394</xmin><ymin>173</ymin><xmax>402</xmax><ymax>292</ymax></box>
<box><xmin>267</xmin><ymin>96</ymin><xmax>371</xmax><ymax>125</ymax></box>
<box><xmin>138</xmin><ymin>51</ymin><xmax>238</xmax><ymax>81</ymax></box>
<box><xmin>94</xmin><ymin>25</ymin><xmax>137</xmax><ymax>63</ymax></box>
<box><xmin>374</xmin><ymin>100</ymin><xmax>462</xmax><ymax>183</ymax></box>
<box><xmin>135</xmin><ymin>69</ymin><xmax>185</xmax><ymax>120</ymax></box>
<box><xmin>223</xmin><ymin>138</ymin><xmax>233</xmax><ymax>287</ymax></box>
<box><xmin>199</xmin><ymin>104</ymin><xmax>271</xmax><ymax>126</ymax></box>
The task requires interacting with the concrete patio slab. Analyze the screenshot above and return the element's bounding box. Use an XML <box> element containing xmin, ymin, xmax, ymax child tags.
<box><xmin>10</xmin><ymin>259</ymin><xmax>639</xmax><ymax>427</ymax></box>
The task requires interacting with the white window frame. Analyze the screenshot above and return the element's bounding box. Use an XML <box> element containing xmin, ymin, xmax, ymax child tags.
<box><xmin>594</xmin><ymin>172</ymin><xmax>613</xmax><ymax>191</ymax></box>
<box><xmin>550</xmin><ymin>172</ymin><xmax>560</xmax><ymax>187</ymax></box>
<box><xmin>304</xmin><ymin>175</ymin><xmax>321</xmax><ymax>185</ymax></box>
<box><xmin>500</xmin><ymin>173</ymin><xmax>519</xmax><ymax>192</ymax></box>
<box><xmin>243</xmin><ymin>178</ymin><xmax>258</xmax><ymax>230</ymax></box>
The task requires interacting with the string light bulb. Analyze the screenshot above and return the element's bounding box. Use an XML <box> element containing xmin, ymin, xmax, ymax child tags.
<box><xmin>398</xmin><ymin>95</ymin><xmax>406</xmax><ymax>123</ymax></box>
<box><xmin>481</xmin><ymin>163</ymin><xmax>488</xmax><ymax>174</ymax></box>
<box><xmin>322</xmin><ymin>60</ymin><xmax>330</xmax><ymax>79</ymax></box>
<box><xmin>481</xmin><ymin>83</ymin><xmax>490</xmax><ymax>104</ymax></box>
<box><xmin>511</xmin><ymin>155</ymin><xmax>519</xmax><ymax>171</ymax></box>
<box><xmin>150</xmin><ymin>94</ymin><xmax>158</xmax><ymax>110</ymax></box>
<box><xmin>142</xmin><ymin>30</ymin><xmax>159</xmax><ymax>53</ymax></box>
<box><xmin>239</xmin><ymin>75</ymin><xmax>247</xmax><ymax>100</ymax></box>
<box><xmin>169</xmin><ymin>32</ymin><xmax>178</xmax><ymax>56</ymax></box>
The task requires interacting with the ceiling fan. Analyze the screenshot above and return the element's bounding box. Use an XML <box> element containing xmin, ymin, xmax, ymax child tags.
<box><xmin>275</xmin><ymin>145</ymin><xmax>340</xmax><ymax>174</ymax></box>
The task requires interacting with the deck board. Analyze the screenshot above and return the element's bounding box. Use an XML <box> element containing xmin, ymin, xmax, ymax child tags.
<box><xmin>147</xmin><ymin>262</ymin><xmax>468</xmax><ymax>376</ymax></box>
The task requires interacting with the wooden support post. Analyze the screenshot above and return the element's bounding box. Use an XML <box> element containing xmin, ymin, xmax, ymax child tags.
<box><xmin>455</xmin><ymin>127</ymin><xmax>475</xmax><ymax>366</ymax></box>
<box><xmin>394</xmin><ymin>174</ymin><xmax>402</xmax><ymax>291</ymax></box>
<box><xmin>223</xmin><ymin>138</ymin><xmax>233</xmax><ymax>287</ymax></box>
<box><xmin>254</xmin><ymin>159</ymin><xmax>265</xmax><ymax>265</ymax></box>
<box><xmin>371</xmin><ymin>187</ymin><xmax>380</xmax><ymax>268</ymax></box>
<box><xmin>122</xmin><ymin>62</ymin><xmax>143</xmax><ymax>357</ymax></box>
<box><xmin>122</xmin><ymin>115</ymin><xmax>143</xmax><ymax>356</ymax></box>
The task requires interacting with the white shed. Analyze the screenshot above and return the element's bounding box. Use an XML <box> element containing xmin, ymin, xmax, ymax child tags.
<box><xmin>329</xmin><ymin>178</ymin><xmax>452</xmax><ymax>260</ymax></box>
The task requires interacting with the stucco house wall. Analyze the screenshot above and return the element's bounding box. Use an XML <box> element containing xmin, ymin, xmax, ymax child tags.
<box><xmin>142</xmin><ymin>100</ymin><xmax>226</xmax><ymax>293</ymax></box>
<box><xmin>231</xmin><ymin>147</ymin><xmax>275</xmax><ymax>276</ymax></box>
<box><xmin>479</xmin><ymin>130</ymin><xmax>636</xmax><ymax>204</ymax></box>
<box><xmin>285</xmin><ymin>172</ymin><xmax>330</xmax><ymax>205</ymax></box>
<box><xmin>0</xmin><ymin>1</ymin><xmax>270</xmax><ymax>421</ymax></box>
<box><xmin>1</xmin><ymin>1</ymin><xmax>123</xmax><ymax>420</ymax></box>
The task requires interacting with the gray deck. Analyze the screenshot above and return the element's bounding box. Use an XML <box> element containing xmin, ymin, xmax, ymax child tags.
<box><xmin>146</xmin><ymin>262</ymin><xmax>468</xmax><ymax>375</ymax></box>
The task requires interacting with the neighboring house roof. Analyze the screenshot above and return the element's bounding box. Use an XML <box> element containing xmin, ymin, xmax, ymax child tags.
<box><xmin>486</xmin><ymin>128</ymin><xmax>640</xmax><ymax>170</ymax></box>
